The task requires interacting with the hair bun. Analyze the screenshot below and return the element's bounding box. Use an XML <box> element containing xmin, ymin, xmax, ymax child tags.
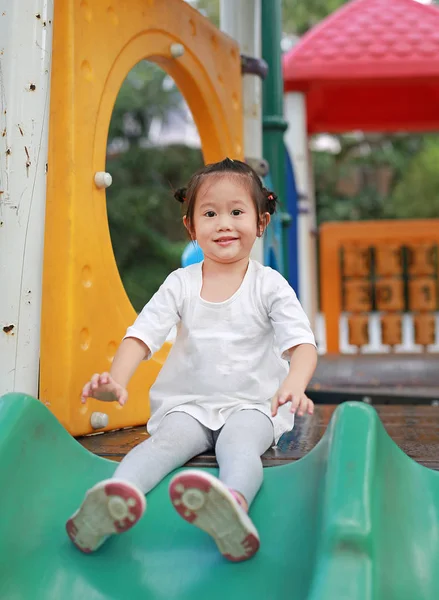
<box><xmin>174</xmin><ymin>187</ymin><xmax>187</xmax><ymax>203</ymax></box>
<box><xmin>264</xmin><ymin>189</ymin><xmax>278</xmax><ymax>215</ymax></box>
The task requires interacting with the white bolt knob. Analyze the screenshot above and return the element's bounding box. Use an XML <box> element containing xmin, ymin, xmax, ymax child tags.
<box><xmin>90</xmin><ymin>411</ymin><xmax>109</xmax><ymax>429</ymax></box>
<box><xmin>94</xmin><ymin>171</ymin><xmax>112</xmax><ymax>189</ymax></box>
<box><xmin>170</xmin><ymin>43</ymin><xmax>185</xmax><ymax>58</ymax></box>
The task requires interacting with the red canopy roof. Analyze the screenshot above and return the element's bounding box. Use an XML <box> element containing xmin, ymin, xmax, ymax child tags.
<box><xmin>283</xmin><ymin>0</ymin><xmax>439</xmax><ymax>133</ymax></box>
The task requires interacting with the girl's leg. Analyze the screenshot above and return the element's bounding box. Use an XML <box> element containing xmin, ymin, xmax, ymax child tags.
<box><xmin>113</xmin><ymin>411</ymin><xmax>213</xmax><ymax>494</ymax></box>
<box><xmin>215</xmin><ymin>409</ymin><xmax>274</xmax><ymax>507</ymax></box>
<box><xmin>169</xmin><ymin>410</ymin><xmax>273</xmax><ymax>562</ymax></box>
<box><xmin>67</xmin><ymin>412</ymin><xmax>212</xmax><ymax>553</ymax></box>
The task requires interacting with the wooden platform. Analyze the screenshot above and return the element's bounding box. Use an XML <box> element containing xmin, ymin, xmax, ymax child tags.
<box><xmin>308</xmin><ymin>354</ymin><xmax>439</xmax><ymax>401</ymax></box>
<box><xmin>77</xmin><ymin>355</ymin><xmax>439</xmax><ymax>469</ymax></box>
<box><xmin>78</xmin><ymin>404</ymin><xmax>439</xmax><ymax>470</ymax></box>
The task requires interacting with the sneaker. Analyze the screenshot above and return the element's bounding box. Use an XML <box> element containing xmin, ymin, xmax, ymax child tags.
<box><xmin>66</xmin><ymin>479</ymin><xmax>146</xmax><ymax>553</ymax></box>
<box><xmin>169</xmin><ymin>470</ymin><xmax>260</xmax><ymax>562</ymax></box>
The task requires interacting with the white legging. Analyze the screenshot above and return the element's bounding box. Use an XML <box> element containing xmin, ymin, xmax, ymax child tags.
<box><xmin>113</xmin><ymin>409</ymin><xmax>274</xmax><ymax>506</ymax></box>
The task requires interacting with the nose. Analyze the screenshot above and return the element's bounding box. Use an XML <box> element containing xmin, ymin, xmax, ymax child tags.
<box><xmin>216</xmin><ymin>214</ymin><xmax>232</xmax><ymax>231</ymax></box>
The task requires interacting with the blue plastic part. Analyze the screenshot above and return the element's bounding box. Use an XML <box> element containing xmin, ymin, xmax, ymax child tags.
<box><xmin>285</xmin><ymin>147</ymin><xmax>299</xmax><ymax>296</ymax></box>
<box><xmin>181</xmin><ymin>241</ymin><xmax>204</xmax><ymax>267</ymax></box>
<box><xmin>263</xmin><ymin>172</ymin><xmax>284</xmax><ymax>274</ymax></box>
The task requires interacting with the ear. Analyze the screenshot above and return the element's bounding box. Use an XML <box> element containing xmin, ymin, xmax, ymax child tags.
<box><xmin>257</xmin><ymin>212</ymin><xmax>271</xmax><ymax>237</ymax></box>
<box><xmin>183</xmin><ymin>215</ymin><xmax>195</xmax><ymax>240</ymax></box>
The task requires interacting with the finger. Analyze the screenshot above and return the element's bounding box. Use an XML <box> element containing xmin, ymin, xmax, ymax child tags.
<box><xmin>99</xmin><ymin>372</ymin><xmax>111</xmax><ymax>385</ymax></box>
<box><xmin>296</xmin><ymin>395</ymin><xmax>307</xmax><ymax>416</ymax></box>
<box><xmin>90</xmin><ymin>373</ymin><xmax>100</xmax><ymax>390</ymax></box>
<box><xmin>277</xmin><ymin>393</ymin><xmax>290</xmax><ymax>406</ymax></box>
<box><xmin>118</xmin><ymin>389</ymin><xmax>128</xmax><ymax>407</ymax></box>
<box><xmin>297</xmin><ymin>394</ymin><xmax>311</xmax><ymax>416</ymax></box>
<box><xmin>271</xmin><ymin>395</ymin><xmax>279</xmax><ymax>416</ymax></box>
<box><xmin>307</xmin><ymin>398</ymin><xmax>315</xmax><ymax>415</ymax></box>
<box><xmin>289</xmin><ymin>395</ymin><xmax>301</xmax><ymax>413</ymax></box>
<box><xmin>81</xmin><ymin>383</ymin><xmax>92</xmax><ymax>403</ymax></box>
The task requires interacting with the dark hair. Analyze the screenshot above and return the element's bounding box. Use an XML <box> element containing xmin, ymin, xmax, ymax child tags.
<box><xmin>174</xmin><ymin>157</ymin><xmax>277</xmax><ymax>236</ymax></box>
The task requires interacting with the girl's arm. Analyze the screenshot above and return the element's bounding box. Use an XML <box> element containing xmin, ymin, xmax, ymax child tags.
<box><xmin>271</xmin><ymin>343</ymin><xmax>318</xmax><ymax>417</ymax></box>
<box><xmin>285</xmin><ymin>343</ymin><xmax>318</xmax><ymax>390</ymax></box>
<box><xmin>81</xmin><ymin>337</ymin><xmax>149</xmax><ymax>405</ymax></box>
<box><xmin>110</xmin><ymin>337</ymin><xmax>149</xmax><ymax>387</ymax></box>
<box><xmin>82</xmin><ymin>269</ymin><xmax>184</xmax><ymax>406</ymax></box>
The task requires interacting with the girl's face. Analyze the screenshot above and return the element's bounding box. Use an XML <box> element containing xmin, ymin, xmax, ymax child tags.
<box><xmin>184</xmin><ymin>176</ymin><xmax>269</xmax><ymax>265</ymax></box>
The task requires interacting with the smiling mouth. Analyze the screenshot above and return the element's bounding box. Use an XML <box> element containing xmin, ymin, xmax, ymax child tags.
<box><xmin>215</xmin><ymin>237</ymin><xmax>238</xmax><ymax>245</ymax></box>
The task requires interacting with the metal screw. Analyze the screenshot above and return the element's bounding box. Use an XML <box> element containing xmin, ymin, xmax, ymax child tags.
<box><xmin>94</xmin><ymin>171</ymin><xmax>112</xmax><ymax>189</ymax></box>
<box><xmin>170</xmin><ymin>43</ymin><xmax>185</xmax><ymax>58</ymax></box>
<box><xmin>90</xmin><ymin>412</ymin><xmax>109</xmax><ymax>429</ymax></box>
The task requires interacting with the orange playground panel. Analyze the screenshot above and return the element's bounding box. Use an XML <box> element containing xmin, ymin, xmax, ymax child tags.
<box><xmin>320</xmin><ymin>220</ymin><xmax>439</xmax><ymax>353</ymax></box>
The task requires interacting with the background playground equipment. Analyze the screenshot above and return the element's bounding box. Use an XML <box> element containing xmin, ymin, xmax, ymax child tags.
<box><xmin>320</xmin><ymin>220</ymin><xmax>439</xmax><ymax>354</ymax></box>
<box><xmin>39</xmin><ymin>0</ymin><xmax>243</xmax><ymax>436</ymax></box>
<box><xmin>182</xmin><ymin>241</ymin><xmax>204</xmax><ymax>267</ymax></box>
<box><xmin>282</xmin><ymin>0</ymin><xmax>439</xmax><ymax>329</ymax></box>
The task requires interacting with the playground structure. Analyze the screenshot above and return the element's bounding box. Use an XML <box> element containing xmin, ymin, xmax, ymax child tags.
<box><xmin>2</xmin><ymin>0</ymin><xmax>439</xmax><ymax>599</ymax></box>
<box><xmin>321</xmin><ymin>220</ymin><xmax>439</xmax><ymax>354</ymax></box>
<box><xmin>3</xmin><ymin>393</ymin><xmax>439</xmax><ymax>599</ymax></box>
<box><xmin>2</xmin><ymin>0</ymin><xmax>244</xmax><ymax>436</ymax></box>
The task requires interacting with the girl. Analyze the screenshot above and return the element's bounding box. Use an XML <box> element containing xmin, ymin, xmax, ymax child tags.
<box><xmin>66</xmin><ymin>158</ymin><xmax>317</xmax><ymax>562</ymax></box>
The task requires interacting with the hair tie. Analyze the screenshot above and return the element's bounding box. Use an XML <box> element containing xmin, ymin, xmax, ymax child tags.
<box><xmin>264</xmin><ymin>189</ymin><xmax>277</xmax><ymax>215</ymax></box>
<box><xmin>174</xmin><ymin>187</ymin><xmax>187</xmax><ymax>204</ymax></box>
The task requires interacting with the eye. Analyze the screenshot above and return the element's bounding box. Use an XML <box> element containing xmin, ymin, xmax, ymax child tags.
<box><xmin>204</xmin><ymin>211</ymin><xmax>216</xmax><ymax>218</ymax></box>
<box><xmin>231</xmin><ymin>209</ymin><xmax>243</xmax><ymax>216</ymax></box>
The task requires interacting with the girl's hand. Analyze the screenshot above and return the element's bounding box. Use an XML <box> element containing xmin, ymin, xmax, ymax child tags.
<box><xmin>271</xmin><ymin>381</ymin><xmax>314</xmax><ymax>417</ymax></box>
<box><xmin>81</xmin><ymin>372</ymin><xmax>128</xmax><ymax>407</ymax></box>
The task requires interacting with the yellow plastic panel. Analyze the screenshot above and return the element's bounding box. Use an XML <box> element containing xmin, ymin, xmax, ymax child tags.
<box><xmin>342</xmin><ymin>245</ymin><xmax>370</xmax><ymax>278</ymax></box>
<box><xmin>414</xmin><ymin>314</ymin><xmax>436</xmax><ymax>346</ymax></box>
<box><xmin>375</xmin><ymin>278</ymin><xmax>404</xmax><ymax>312</ymax></box>
<box><xmin>408</xmin><ymin>278</ymin><xmax>438</xmax><ymax>312</ymax></box>
<box><xmin>374</xmin><ymin>244</ymin><xmax>402</xmax><ymax>277</ymax></box>
<box><xmin>40</xmin><ymin>0</ymin><xmax>243</xmax><ymax>435</ymax></box>
<box><xmin>347</xmin><ymin>315</ymin><xmax>369</xmax><ymax>347</ymax></box>
<box><xmin>343</xmin><ymin>280</ymin><xmax>372</xmax><ymax>313</ymax></box>
<box><xmin>381</xmin><ymin>314</ymin><xmax>402</xmax><ymax>347</ymax></box>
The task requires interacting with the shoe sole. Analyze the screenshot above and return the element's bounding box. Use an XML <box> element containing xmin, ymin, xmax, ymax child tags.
<box><xmin>66</xmin><ymin>479</ymin><xmax>146</xmax><ymax>553</ymax></box>
<box><xmin>169</xmin><ymin>470</ymin><xmax>260</xmax><ymax>562</ymax></box>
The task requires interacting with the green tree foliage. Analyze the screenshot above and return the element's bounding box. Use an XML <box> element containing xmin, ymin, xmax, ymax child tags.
<box><xmin>108</xmin><ymin>61</ymin><xmax>182</xmax><ymax>141</ymax></box>
<box><xmin>388</xmin><ymin>137</ymin><xmax>439</xmax><ymax>219</ymax></box>
<box><xmin>195</xmin><ymin>0</ymin><xmax>350</xmax><ymax>35</ymax></box>
<box><xmin>313</xmin><ymin>134</ymin><xmax>429</xmax><ymax>224</ymax></box>
<box><xmin>106</xmin><ymin>61</ymin><xmax>203</xmax><ymax>311</ymax></box>
<box><xmin>107</xmin><ymin>145</ymin><xmax>203</xmax><ymax>311</ymax></box>
<box><xmin>195</xmin><ymin>0</ymin><xmax>220</xmax><ymax>25</ymax></box>
<box><xmin>282</xmin><ymin>0</ymin><xmax>439</xmax><ymax>35</ymax></box>
<box><xmin>282</xmin><ymin>0</ymin><xmax>345</xmax><ymax>35</ymax></box>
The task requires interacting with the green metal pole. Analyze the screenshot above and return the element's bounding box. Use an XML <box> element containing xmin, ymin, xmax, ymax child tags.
<box><xmin>261</xmin><ymin>0</ymin><xmax>289</xmax><ymax>277</ymax></box>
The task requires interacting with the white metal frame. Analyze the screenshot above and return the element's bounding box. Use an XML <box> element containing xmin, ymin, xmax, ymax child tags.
<box><xmin>220</xmin><ymin>0</ymin><xmax>264</xmax><ymax>264</ymax></box>
<box><xmin>284</xmin><ymin>91</ymin><xmax>318</xmax><ymax>326</ymax></box>
<box><xmin>0</xmin><ymin>1</ymin><xmax>54</xmax><ymax>396</ymax></box>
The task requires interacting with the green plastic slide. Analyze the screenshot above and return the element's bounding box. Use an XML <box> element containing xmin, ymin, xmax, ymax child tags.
<box><xmin>1</xmin><ymin>393</ymin><xmax>439</xmax><ymax>599</ymax></box>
